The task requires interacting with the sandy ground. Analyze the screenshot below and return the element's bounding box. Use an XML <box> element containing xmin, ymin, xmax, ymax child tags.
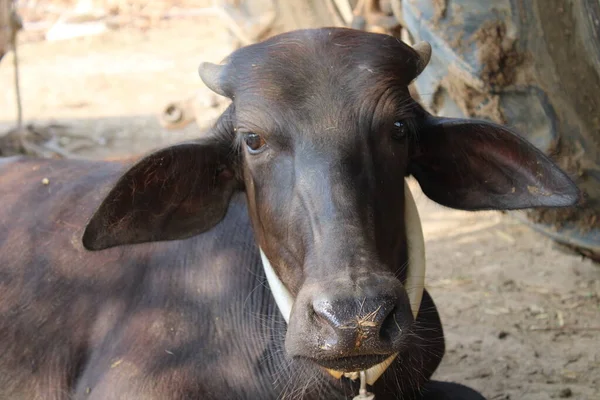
<box><xmin>0</xmin><ymin>16</ymin><xmax>598</xmax><ymax>400</ymax></box>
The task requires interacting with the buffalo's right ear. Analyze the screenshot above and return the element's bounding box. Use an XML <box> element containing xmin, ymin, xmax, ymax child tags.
<box><xmin>83</xmin><ymin>138</ymin><xmax>240</xmax><ymax>250</ymax></box>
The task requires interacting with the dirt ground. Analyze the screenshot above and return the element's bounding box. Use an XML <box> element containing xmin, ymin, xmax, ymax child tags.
<box><xmin>0</xmin><ymin>13</ymin><xmax>599</xmax><ymax>400</ymax></box>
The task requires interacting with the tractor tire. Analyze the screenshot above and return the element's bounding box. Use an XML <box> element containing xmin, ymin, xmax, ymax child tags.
<box><xmin>398</xmin><ymin>0</ymin><xmax>600</xmax><ymax>261</ymax></box>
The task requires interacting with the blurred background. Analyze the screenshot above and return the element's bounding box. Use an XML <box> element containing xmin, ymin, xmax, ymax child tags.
<box><xmin>1</xmin><ymin>1</ymin><xmax>599</xmax><ymax>398</ymax></box>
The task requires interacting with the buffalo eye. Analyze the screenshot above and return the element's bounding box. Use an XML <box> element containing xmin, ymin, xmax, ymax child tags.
<box><xmin>392</xmin><ymin>121</ymin><xmax>408</xmax><ymax>141</ymax></box>
<box><xmin>242</xmin><ymin>132</ymin><xmax>267</xmax><ymax>154</ymax></box>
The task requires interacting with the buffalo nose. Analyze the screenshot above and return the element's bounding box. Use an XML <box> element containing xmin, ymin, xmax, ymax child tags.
<box><xmin>311</xmin><ymin>295</ymin><xmax>404</xmax><ymax>351</ymax></box>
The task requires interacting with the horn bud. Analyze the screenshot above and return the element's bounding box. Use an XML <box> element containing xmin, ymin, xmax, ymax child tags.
<box><xmin>412</xmin><ymin>41</ymin><xmax>432</xmax><ymax>76</ymax></box>
<box><xmin>198</xmin><ymin>62</ymin><xmax>227</xmax><ymax>97</ymax></box>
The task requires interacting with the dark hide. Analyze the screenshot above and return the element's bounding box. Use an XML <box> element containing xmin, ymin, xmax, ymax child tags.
<box><xmin>1</xmin><ymin>156</ymin><xmax>457</xmax><ymax>400</ymax></box>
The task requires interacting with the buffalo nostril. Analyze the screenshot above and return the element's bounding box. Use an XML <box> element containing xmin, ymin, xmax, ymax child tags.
<box><xmin>311</xmin><ymin>302</ymin><xmax>338</xmax><ymax>338</ymax></box>
<box><xmin>311</xmin><ymin>300</ymin><xmax>340</xmax><ymax>324</ymax></box>
<box><xmin>380</xmin><ymin>306</ymin><xmax>404</xmax><ymax>343</ymax></box>
<box><xmin>311</xmin><ymin>298</ymin><xmax>404</xmax><ymax>346</ymax></box>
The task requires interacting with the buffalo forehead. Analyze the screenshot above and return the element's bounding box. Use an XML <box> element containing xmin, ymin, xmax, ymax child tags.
<box><xmin>229</xmin><ymin>28</ymin><xmax>418</xmax><ymax>104</ymax></box>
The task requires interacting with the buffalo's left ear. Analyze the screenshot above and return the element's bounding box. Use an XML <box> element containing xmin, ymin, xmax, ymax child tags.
<box><xmin>409</xmin><ymin>116</ymin><xmax>580</xmax><ymax>210</ymax></box>
<box><xmin>83</xmin><ymin>139</ymin><xmax>240</xmax><ymax>250</ymax></box>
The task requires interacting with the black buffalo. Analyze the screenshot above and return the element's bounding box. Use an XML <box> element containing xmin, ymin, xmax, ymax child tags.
<box><xmin>0</xmin><ymin>28</ymin><xmax>578</xmax><ymax>399</ymax></box>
